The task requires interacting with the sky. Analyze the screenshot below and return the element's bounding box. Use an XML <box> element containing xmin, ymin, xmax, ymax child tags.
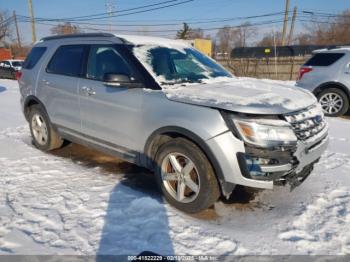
<box><xmin>1</xmin><ymin>0</ymin><xmax>350</xmax><ymax>45</ymax></box>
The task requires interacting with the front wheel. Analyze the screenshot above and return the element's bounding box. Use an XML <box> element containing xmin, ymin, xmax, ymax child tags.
<box><xmin>155</xmin><ymin>138</ymin><xmax>220</xmax><ymax>213</ymax></box>
<box><xmin>317</xmin><ymin>88</ymin><xmax>349</xmax><ymax>117</ymax></box>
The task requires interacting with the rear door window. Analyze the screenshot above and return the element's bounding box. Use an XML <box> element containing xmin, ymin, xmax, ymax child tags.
<box><xmin>47</xmin><ymin>45</ymin><xmax>87</xmax><ymax>77</ymax></box>
<box><xmin>305</xmin><ymin>53</ymin><xmax>345</xmax><ymax>67</ymax></box>
<box><xmin>22</xmin><ymin>47</ymin><xmax>47</xmax><ymax>69</ymax></box>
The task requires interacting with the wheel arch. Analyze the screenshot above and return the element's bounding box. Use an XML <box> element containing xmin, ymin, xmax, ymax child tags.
<box><xmin>143</xmin><ymin>126</ymin><xmax>235</xmax><ymax>197</ymax></box>
<box><xmin>314</xmin><ymin>81</ymin><xmax>350</xmax><ymax>100</ymax></box>
<box><xmin>23</xmin><ymin>95</ymin><xmax>47</xmax><ymax>121</ymax></box>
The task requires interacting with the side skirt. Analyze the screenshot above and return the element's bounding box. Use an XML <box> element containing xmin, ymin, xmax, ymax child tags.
<box><xmin>56</xmin><ymin>125</ymin><xmax>141</xmax><ymax>165</ymax></box>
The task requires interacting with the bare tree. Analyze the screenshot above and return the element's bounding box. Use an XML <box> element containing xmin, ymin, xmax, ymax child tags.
<box><xmin>216</xmin><ymin>22</ymin><xmax>256</xmax><ymax>54</ymax></box>
<box><xmin>257</xmin><ymin>31</ymin><xmax>282</xmax><ymax>46</ymax></box>
<box><xmin>233</xmin><ymin>22</ymin><xmax>256</xmax><ymax>47</ymax></box>
<box><xmin>302</xmin><ymin>10</ymin><xmax>350</xmax><ymax>45</ymax></box>
<box><xmin>0</xmin><ymin>11</ymin><xmax>12</xmax><ymax>44</ymax></box>
<box><xmin>295</xmin><ymin>33</ymin><xmax>313</xmax><ymax>45</ymax></box>
<box><xmin>50</xmin><ymin>22</ymin><xmax>82</xmax><ymax>35</ymax></box>
<box><xmin>188</xmin><ymin>28</ymin><xmax>204</xmax><ymax>39</ymax></box>
<box><xmin>216</xmin><ymin>26</ymin><xmax>236</xmax><ymax>54</ymax></box>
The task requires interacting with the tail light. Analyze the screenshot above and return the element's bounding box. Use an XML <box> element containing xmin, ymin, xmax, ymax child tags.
<box><xmin>15</xmin><ymin>71</ymin><xmax>22</xmax><ymax>80</ymax></box>
<box><xmin>298</xmin><ymin>67</ymin><xmax>312</xmax><ymax>80</ymax></box>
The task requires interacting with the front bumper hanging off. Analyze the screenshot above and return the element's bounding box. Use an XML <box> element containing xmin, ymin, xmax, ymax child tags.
<box><xmin>206</xmin><ymin>124</ymin><xmax>328</xmax><ymax>193</ymax></box>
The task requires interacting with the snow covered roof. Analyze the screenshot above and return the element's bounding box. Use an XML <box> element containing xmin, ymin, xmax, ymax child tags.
<box><xmin>117</xmin><ymin>34</ymin><xmax>190</xmax><ymax>48</ymax></box>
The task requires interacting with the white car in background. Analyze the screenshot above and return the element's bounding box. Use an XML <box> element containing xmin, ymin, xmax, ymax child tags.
<box><xmin>0</xmin><ymin>59</ymin><xmax>24</xmax><ymax>79</ymax></box>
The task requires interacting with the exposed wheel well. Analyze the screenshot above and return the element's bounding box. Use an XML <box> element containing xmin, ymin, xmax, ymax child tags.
<box><xmin>24</xmin><ymin>98</ymin><xmax>39</xmax><ymax>120</ymax></box>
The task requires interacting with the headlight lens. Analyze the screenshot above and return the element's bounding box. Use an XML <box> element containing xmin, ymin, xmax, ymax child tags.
<box><xmin>233</xmin><ymin>118</ymin><xmax>297</xmax><ymax>147</ymax></box>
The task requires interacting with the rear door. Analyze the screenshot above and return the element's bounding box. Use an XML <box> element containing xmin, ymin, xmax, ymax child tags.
<box><xmin>37</xmin><ymin>44</ymin><xmax>88</xmax><ymax>132</ymax></box>
<box><xmin>78</xmin><ymin>44</ymin><xmax>143</xmax><ymax>155</ymax></box>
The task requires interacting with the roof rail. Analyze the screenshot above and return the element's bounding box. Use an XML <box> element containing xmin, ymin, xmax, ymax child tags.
<box><xmin>40</xmin><ymin>33</ymin><xmax>116</xmax><ymax>42</ymax></box>
<box><xmin>327</xmin><ymin>45</ymin><xmax>350</xmax><ymax>50</ymax></box>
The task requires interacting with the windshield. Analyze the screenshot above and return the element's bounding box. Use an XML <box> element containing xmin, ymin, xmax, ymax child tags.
<box><xmin>133</xmin><ymin>46</ymin><xmax>232</xmax><ymax>84</ymax></box>
<box><xmin>12</xmin><ymin>61</ymin><xmax>23</xmax><ymax>67</ymax></box>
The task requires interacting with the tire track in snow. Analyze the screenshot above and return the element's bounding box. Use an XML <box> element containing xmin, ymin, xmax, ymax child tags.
<box><xmin>0</xmin><ymin>125</ymin><xmax>240</xmax><ymax>255</ymax></box>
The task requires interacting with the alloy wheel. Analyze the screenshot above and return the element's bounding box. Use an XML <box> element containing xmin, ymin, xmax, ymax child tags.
<box><xmin>319</xmin><ymin>92</ymin><xmax>344</xmax><ymax>115</ymax></box>
<box><xmin>31</xmin><ymin>113</ymin><xmax>48</xmax><ymax>146</ymax></box>
<box><xmin>161</xmin><ymin>152</ymin><xmax>200</xmax><ymax>203</ymax></box>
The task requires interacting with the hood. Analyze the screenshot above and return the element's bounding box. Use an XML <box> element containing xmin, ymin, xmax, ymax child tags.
<box><xmin>163</xmin><ymin>77</ymin><xmax>317</xmax><ymax>115</ymax></box>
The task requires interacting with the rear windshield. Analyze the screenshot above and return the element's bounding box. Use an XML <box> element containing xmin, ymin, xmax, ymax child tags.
<box><xmin>12</xmin><ymin>61</ymin><xmax>23</xmax><ymax>67</ymax></box>
<box><xmin>22</xmin><ymin>47</ymin><xmax>47</xmax><ymax>69</ymax></box>
<box><xmin>305</xmin><ymin>53</ymin><xmax>345</xmax><ymax>67</ymax></box>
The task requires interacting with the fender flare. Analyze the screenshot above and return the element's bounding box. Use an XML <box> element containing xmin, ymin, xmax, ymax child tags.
<box><xmin>144</xmin><ymin>126</ymin><xmax>235</xmax><ymax>197</ymax></box>
<box><xmin>23</xmin><ymin>95</ymin><xmax>48</xmax><ymax>120</ymax></box>
<box><xmin>313</xmin><ymin>81</ymin><xmax>350</xmax><ymax>99</ymax></box>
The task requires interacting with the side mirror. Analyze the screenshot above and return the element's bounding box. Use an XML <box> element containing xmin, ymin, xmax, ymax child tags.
<box><xmin>103</xmin><ymin>73</ymin><xmax>143</xmax><ymax>88</ymax></box>
<box><xmin>103</xmin><ymin>73</ymin><xmax>131</xmax><ymax>84</ymax></box>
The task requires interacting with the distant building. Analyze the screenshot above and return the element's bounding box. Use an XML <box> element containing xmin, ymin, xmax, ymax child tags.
<box><xmin>0</xmin><ymin>47</ymin><xmax>12</xmax><ymax>60</ymax></box>
<box><xmin>185</xmin><ymin>39</ymin><xmax>212</xmax><ymax>57</ymax></box>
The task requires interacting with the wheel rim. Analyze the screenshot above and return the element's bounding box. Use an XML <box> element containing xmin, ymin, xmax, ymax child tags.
<box><xmin>31</xmin><ymin>113</ymin><xmax>48</xmax><ymax>146</ymax></box>
<box><xmin>319</xmin><ymin>92</ymin><xmax>344</xmax><ymax>115</ymax></box>
<box><xmin>161</xmin><ymin>152</ymin><xmax>200</xmax><ymax>204</ymax></box>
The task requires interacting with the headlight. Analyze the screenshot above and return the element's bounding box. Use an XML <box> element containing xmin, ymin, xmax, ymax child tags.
<box><xmin>232</xmin><ymin>117</ymin><xmax>297</xmax><ymax>147</ymax></box>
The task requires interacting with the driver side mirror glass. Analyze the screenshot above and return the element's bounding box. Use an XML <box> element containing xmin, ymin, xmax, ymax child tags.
<box><xmin>103</xmin><ymin>73</ymin><xmax>131</xmax><ymax>84</ymax></box>
<box><xmin>103</xmin><ymin>73</ymin><xmax>143</xmax><ymax>88</ymax></box>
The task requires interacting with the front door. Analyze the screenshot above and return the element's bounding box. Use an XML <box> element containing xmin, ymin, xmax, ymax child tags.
<box><xmin>78</xmin><ymin>44</ymin><xmax>143</xmax><ymax>156</ymax></box>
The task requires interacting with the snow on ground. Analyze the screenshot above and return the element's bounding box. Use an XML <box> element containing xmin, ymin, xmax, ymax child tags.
<box><xmin>0</xmin><ymin>79</ymin><xmax>350</xmax><ymax>255</ymax></box>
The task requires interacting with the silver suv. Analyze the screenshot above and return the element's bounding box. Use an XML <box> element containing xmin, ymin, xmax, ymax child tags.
<box><xmin>19</xmin><ymin>33</ymin><xmax>329</xmax><ymax>213</ymax></box>
<box><xmin>296</xmin><ymin>47</ymin><xmax>350</xmax><ymax>116</ymax></box>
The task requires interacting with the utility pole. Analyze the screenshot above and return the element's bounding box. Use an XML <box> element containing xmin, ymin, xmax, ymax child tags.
<box><xmin>13</xmin><ymin>11</ymin><xmax>22</xmax><ymax>48</ymax></box>
<box><xmin>287</xmin><ymin>6</ymin><xmax>297</xmax><ymax>45</ymax></box>
<box><xmin>281</xmin><ymin>0</ymin><xmax>290</xmax><ymax>46</ymax></box>
<box><xmin>105</xmin><ymin>0</ymin><xmax>115</xmax><ymax>32</ymax></box>
<box><xmin>27</xmin><ymin>0</ymin><xmax>37</xmax><ymax>43</ymax></box>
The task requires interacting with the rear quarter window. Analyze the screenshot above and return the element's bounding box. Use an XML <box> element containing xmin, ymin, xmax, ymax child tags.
<box><xmin>305</xmin><ymin>53</ymin><xmax>345</xmax><ymax>67</ymax></box>
<box><xmin>22</xmin><ymin>47</ymin><xmax>47</xmax><ymax>69</ymax></box>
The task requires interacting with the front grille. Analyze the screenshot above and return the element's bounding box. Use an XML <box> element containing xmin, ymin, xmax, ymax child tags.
<box><xmin>284</xmin><ymin>105</ymin><xmax>327</xmax><ymax>141</ymax></box>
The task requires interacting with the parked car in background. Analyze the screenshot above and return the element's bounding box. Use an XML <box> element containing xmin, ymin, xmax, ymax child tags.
<box><xmin>18</xmin><ymin>33</ymin><xmax>328</xmax><ymax>213</ymax></box>
<box><xmin>296</xmin><ymin>47</ymin><xmax>350</xmax><ymax>117</ymax></box>
<box><xmin>0</xmin><ymin>59</ymin><xmax>24</xmax><ymax>79</ymax></box>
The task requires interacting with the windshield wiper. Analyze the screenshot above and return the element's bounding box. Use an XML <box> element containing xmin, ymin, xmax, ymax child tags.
<box><xmin>161</xmin><ymin>79</ymin><xmax>203</xmax><ymax>86</ymax></box>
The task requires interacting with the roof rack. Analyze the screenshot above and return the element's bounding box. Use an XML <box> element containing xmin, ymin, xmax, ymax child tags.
<box><xmin>40</xmin><ymin>33</ymin><xmax>116</xmax><ymax>42</ymax></box>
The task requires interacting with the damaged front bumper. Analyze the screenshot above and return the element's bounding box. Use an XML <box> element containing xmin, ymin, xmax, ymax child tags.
<box><xmin>238</xmin><ymin>124</ymin><xmax>329</xmax><ymax>190</ymax></box>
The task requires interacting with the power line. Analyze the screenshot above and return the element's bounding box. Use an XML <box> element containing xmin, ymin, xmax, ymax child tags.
<box><xmin>21</xmin><ymin>0</ymin><xmax>194</xmax><ymax>22</ymax></box>
<box><xmin>17</xmin><ymin>11</ymin><xmax>286</xmax><ymax>27</ymax></box>
<box><xmin>19</xmin><ymin>18</ymin><xmax>287</xmax><ymax>33</ymax></box>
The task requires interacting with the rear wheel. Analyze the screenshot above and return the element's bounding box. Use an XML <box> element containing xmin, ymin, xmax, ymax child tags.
<box><xmin>317</xmin><ymin>88</ymin><xmax>349</xmax><ymax>117</ymax></box>
<box><xmin>155</xmin><ymin>138</ymin><xmax>220</xmax><ymax>213</ymax></box>
<box><xmin>29</xmin><ymin>105</ymin><xmax>64</xmax><ymax>151</ymax></box>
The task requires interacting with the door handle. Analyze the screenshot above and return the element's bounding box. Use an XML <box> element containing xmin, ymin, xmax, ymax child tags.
<box><xmin>81</xmin><ymin>86</ymin><xmax>96</xmax><ymax>96</ymax></box>
<box><xmin>42</xmin><ymin>79</ymin><xmax>50</xmax><ymax>85</ymax></box>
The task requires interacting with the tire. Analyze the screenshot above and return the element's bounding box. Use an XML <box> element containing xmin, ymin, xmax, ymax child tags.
<box><xmin>28</xmin><ymin>104</ymin><xmax>64</xmax><ymax>151</ymax></box>
<box><xmin>317</xmin><ymin>88</ymin><xmax>349</xmax><ymax>117</ymax></box>
<box><xmin>11</xmin><ymin>71</ymin><xmax>16</xmax><ymax>80</ymax></box>
<box><xmin>154</xmin><ymin>137</ymin><xmax>220</xmax><ymax>213</ymax></box>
